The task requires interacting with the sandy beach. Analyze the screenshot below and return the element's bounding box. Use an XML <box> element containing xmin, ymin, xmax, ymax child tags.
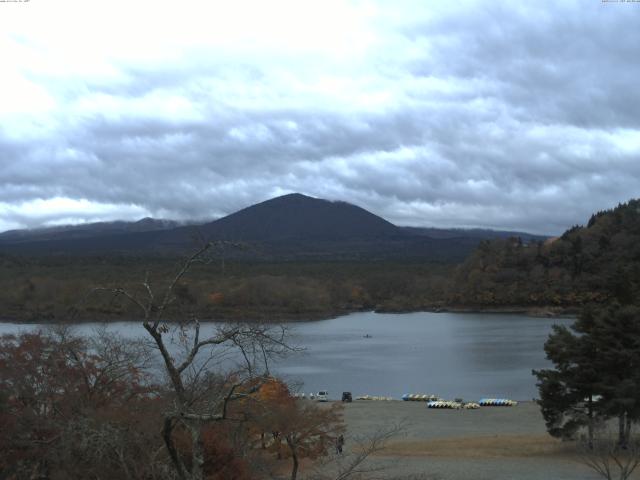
<box><xmin>339</xmin><ymin>400</ymin><xmax>620</xmax><ymax>480</ymax></box>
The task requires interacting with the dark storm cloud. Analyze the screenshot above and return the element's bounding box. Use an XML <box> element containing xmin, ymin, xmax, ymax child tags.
<box><xmin>1</xmin><ymin>1</ymin><xmax>639</xmax><ymax>234</ymax></box>
<box><xmin>407</xmin><ymin>2</ymin><xmax>640</xmax><ymax>129</ymax></box>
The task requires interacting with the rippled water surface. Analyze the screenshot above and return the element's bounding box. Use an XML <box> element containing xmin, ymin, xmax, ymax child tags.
<box><xmin>0</xmin><ymin>311</ymin><xmax>572</xmax><ymax>401</ymax></box>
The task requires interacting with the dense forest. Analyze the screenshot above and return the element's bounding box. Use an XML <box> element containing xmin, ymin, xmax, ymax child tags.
<box><xmin>0</xmin><ymin>256</ymin><xmax>453</xmax><ymax>322</ymax></box>
<box><xmin>450</xmin><ymin>199</ymin><xmax>640</xmax><ymax>310</ymax></box>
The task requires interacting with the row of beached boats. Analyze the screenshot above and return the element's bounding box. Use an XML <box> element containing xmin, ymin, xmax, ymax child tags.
<box><xmin>478</xmin><ymin>398</ymin><xmax>518</xmax><ymax>406</ymax></box>
<box><xmin>426</xmin><ymin>401</ymin><xmax>480</xmax><ymax>409</ymax></box>
<box><xmin>355</xmin><ymin>395</ymin><xmax>394</xmax><ymax>401</ymax></box>
<box><xmin>292</xmin><ymin>392</ymin><xmax>518</xmax><ymax>408</ymax></box>
<box><xmin>402</xmin><ymin>394</ymin><xmax>441</xmax><ymax>402</ymax></box>
<box><xmin>402</xmin><ymin>393</ymin><xmax>518</xmax><ymax>409</ymax></box>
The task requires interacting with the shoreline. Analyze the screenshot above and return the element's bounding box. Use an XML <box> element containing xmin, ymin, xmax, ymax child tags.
<box><xmin>0</xmin><ymin>305</ymin><xmax>578</xmax><ymax>325</ymax></box>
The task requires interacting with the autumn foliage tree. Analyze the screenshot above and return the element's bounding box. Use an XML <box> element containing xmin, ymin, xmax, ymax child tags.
<box><xmin>0</xmin><ymin>329</ymin><xmax>164</xmax><ymax>479</ymax></box>
<box><xmin>249</xmin><ymin>379</ymin><xmax>345</xmax><ymax>480</ymax></box>
<box><xmin>0</xmin><ymin>329</ymin><xmax>306</xmax><ymax>480</ymax></box>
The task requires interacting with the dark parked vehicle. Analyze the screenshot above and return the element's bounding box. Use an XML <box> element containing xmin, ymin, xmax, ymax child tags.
<box><xmin>342</xmin><ymin>391</ymin><xmax>353</xmax><ymax>402</ymax></box>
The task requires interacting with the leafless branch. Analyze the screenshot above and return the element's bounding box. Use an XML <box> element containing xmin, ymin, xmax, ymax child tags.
<box><xmin>309</xmin><ymin>422</ymin><xmax>407</xmax><ymax>480</ymax></box>
<box><xmin>579</xmin><ymin>434</ymin><xmax>640</xmax><ymax>480</ymax></box>
<box><xmin>84</xmin><ymin>243</ymin><xmax>297</xmax><ymax>480</ymax></box>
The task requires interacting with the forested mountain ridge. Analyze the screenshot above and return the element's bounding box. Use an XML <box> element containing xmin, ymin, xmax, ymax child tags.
<box><xmin>449</xmin><ymin>199</ymin><xmax>640</xmax><ymax>309</ymax></box>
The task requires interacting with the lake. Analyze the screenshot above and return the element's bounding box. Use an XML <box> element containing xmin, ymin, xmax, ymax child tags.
<box><xmin>0</xmin><ymin>311</ymin><xmax>571</xmax><ymax>401</ymax></box>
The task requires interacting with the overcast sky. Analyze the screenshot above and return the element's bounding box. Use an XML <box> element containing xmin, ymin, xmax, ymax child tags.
<box><xmin>1</xmin><ymin>0</ymin><xmax>639</xmax><ymax>235</ymax></box>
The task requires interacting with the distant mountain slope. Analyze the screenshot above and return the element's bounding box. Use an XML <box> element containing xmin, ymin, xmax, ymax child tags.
<box><xmin>0</xmin><ymin>193</ymin><xmax>545</xmax><ymax>262</ymax></box>
<box><xmin>401</xmin><ymin>227</ymin><xmax>547</xmax><ymax>243</ymax></box>
<box><xmin>149</xmin><ymin>193</ymin><xmax>427</xmax><ymax>259</ymax></box>
<box><xmin>187</xmin><ymin>193</ymin><xmax>402</xmax><ymax>241</ymax></box>
<box><xmin>0</xmin><ymin>218</ymin><xmax>181</xmax><ymax>243</ymax></box>
<box><xmin>449</xmin><ymin>199</ymin><xmax>640</xmax><ymax>308</ymax></box>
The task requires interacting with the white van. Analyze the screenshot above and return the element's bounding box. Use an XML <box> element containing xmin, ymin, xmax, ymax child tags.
<box><xmin>316</xmin><ymin>391</ymin><xmax>329</xmax><ymax>402</ymax></box>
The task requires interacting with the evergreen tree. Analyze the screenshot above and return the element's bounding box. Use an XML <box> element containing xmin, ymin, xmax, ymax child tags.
<box><xmin>534</xmin><ymin>318</ymin><xmax>601</xmax><ymax>446</ymax></box>
<box><xmin>587</xmin><ymin>304</ymin><xmax>640</xmax><ymax>447</ymax></box>
<box><xmin>534</xmin><ymin>303</ymin><xmax>640</xmax><ymax>448</ymax></box>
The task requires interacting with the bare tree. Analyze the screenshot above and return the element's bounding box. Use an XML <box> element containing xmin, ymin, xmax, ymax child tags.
<box><xmin>93</xmin><ymin>242</ymin><xmax>297</xmax><ymax>480</ymax></box>
<box><xmin>308</xmin><ymin>422</ymin><xmax>409</xmax><ymax>480</ymax></box>
<box><xmin>579</xmin><ymin>433</ymin><xmax>640</xmax><ymax>480</ymax></box>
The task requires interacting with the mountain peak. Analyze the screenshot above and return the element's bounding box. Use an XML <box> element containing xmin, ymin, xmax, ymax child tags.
<box><xmin>261</xmin><ymin>193</ymin><xmax>323</xmax><ymax>204</ymax></box>
<box><xmin>274</xmin><ymin>192</ymin><xmax>313</xmax><ymax>200</ymax></box>
<box><xmin>198</xmin><ymin>193</ymin><xmax>400</xmax><ymax>241</ymax></box>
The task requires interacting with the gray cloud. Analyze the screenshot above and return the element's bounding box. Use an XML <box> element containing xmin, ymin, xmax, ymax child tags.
<box><xmin>1</xmin><ymin>1</ymin><xmax>639</xmax><ymax>235</ymax></box>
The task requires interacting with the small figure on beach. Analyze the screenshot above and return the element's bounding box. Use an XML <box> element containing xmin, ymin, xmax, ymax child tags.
<box><xmin>336</xmin><ymin>434</ymin><xmax>345</xmax><ymax>454</ymax></box>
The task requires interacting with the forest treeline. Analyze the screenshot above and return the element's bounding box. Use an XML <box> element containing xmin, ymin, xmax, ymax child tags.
<box><xmin>1</xmin><ymin>199</ymin><xmax>639</xmax><ymax>322</ymax></box>
<box><xmin>0</xmin><ymin>257</ymin><xmax>453</xmax><ymax>322</ymax></box>
<box><xmin>449</xmin><ymin>199</ymin><xmax>640</xmax><ymax>309</ymax></box>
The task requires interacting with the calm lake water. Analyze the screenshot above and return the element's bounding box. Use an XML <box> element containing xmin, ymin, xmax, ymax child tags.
<box><xmin>0</xmin><ymin>311</ymin><xmax>571</xmax><ymax>401</ymax></box>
